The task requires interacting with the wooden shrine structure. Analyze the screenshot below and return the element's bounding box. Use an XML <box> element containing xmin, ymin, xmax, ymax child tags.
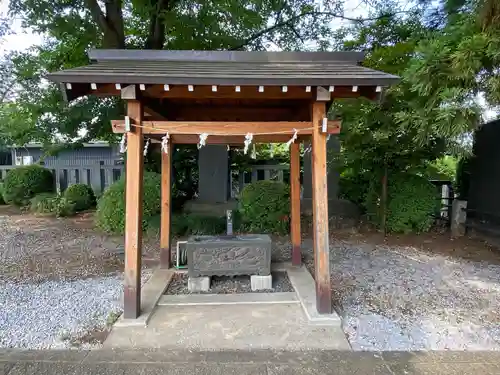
<box><xmin>49</xmin><ymin>50</ymin><xmax>398</xmax><ymax>318</ymax></box>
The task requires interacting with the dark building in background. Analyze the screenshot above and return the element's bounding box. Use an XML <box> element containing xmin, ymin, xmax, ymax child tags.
<box><xmin>467</xmin><ymin>118</ymin><xmax>500</xmax><ymax>237</ymax></box>
<box><xmin>0</xmin><ymin>142</ymin><xmax>123</xmax><ymax>193</ymax></box>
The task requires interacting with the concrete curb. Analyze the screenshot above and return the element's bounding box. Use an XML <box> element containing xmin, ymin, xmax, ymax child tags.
<box><xmin>158</xmin><ymin>292</ymin><xmax>299</xmax><ymax>306</ymax></box>
<box><xmin>114</xmin><ymin>268</ymin><xmax>174</xmax><ymax>328</ymax></box>
<box><xmin>285</xmin><ymin>265</ymin><xmax>342</xmax><ymax>326</ymax></box>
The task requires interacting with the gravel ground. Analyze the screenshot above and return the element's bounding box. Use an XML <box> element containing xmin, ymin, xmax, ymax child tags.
<box><xmin>0</xmin><ymin>208</ymin><xmax>156</xmax><ymax>349</ymax></box>
<box><xmin>0</xmin><ymin>271</ymin><xmax>152</xmax><ymax>349</ymax></box>
<box><xmin>303</xmin><ymin>239</ymin><xmax>500</xmax><ymax>351</ymax></box>
<box><xmin>3</xmin><ymin>205</ymin><xmax>500</xmax><ymax>351</ymax></box>
<box><xmin>165</xmin><ymin>271</ymin><xmax>293</xmax><ymax>294</ymax></box>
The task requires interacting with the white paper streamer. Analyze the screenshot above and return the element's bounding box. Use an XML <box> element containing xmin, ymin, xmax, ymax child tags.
<box><xmin>251</xmin><ymin>144</ymin><xmax>256</xmax><ymax>159</ymax></box>
<box><xmin>198</xmin><ymin>133</ymin><xmax>209</xmax><ymax>149</ymax></box>
<box><xmin>244</xmin><ymin>133</ymin><xmax>253</xmax><ymax>154</ymax></box>
<box><xmin>227</xmin><ymin>145</ymin><xmax>230</xmax><ymax>151</ymax></box>
<box><xmin>119</xmin><ymin>133</ymin><xmax>127</xmax><ymax>153</ymax></box>
<box><xmin>161</xmin><ymin>133</ymin><xmax>170</xmax><ymax>154</ymax></box>
<box><xmin>143</xmin><ymin>138</ymin><xmax>150</xmax><ymax>156</ymax></box>
<box><xmin>286</xmin><ymin>128</ymin><xmax>298</xmax><ymax>147</ymax></box>
<box><xmin>327</xmin><ymin>134</ymin><xmax>331</xmax><ymax>142</ymax></box>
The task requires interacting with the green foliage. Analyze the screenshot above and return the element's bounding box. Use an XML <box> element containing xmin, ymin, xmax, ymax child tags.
<box><xmin>0</xmin><ymin>183</ymin><xmax>5</xmax><ymax>205</ymax></box>
<box><xmin>30</xmin><ymin>193</ymin><xmax>76</xmax><ymax>217</ymax></box>
<box><xmin>144</xmin><ymin>147</ymin><xmax>197</xmax><ymax>209</ymax></box>
<box><xmin>96</xmin><ymin>171</ymin><xmax>161</xmax><ymax>233</ymax></box>
<box><xmin>338</xmin><ymin>170</ymin><xmax>370</xmax><ymax>207</ymax></box>
<box><xmin>2</xmin><ymin>165</ymin><xmax>54</xmax><ymax>206</ymax></box>
<box><xmin>6</xmin><ymin>0</ymin><xmax>382</xmax><ymax>147</ymax></box>
<box><xmin>170</xmin><ymin>214</ymin><xmax>226</xmax><ymax>237</ymax></box>
<box><xmin>54</xmin><ymin>197</ymin><xmax>76</xmax><ymax>217</ymax></box>
<box><xmin>364</xmin><ymin>173</ymin><xmax>439</xmax><ymax>233</ymax></box>
<box><xmin>423</xmin><ymin>156</ymin><xmax>458</xmax><ymax>181</ymax></box>
<box><xmin>30</xmin><ymin>193</ymin><xmax>58</xmax><ymax>214</ymax></box>
<box><xmin>63</xmin><ymin>183</ymin><xmax>96</xmax><ymax>211</ymax></box>
<box><xmin>455</xmin><ymin>157</ymin><xmax>472</xmax><ymax>199</ymax></box>
<box><xmin>239</xmin><ymin>180</ymin><xmax>290</xmax><ymax>234</ymax></box>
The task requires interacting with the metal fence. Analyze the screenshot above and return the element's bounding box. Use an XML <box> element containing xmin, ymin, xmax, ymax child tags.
<box><xmin>0</xmin><ymin>165</ymin><xmax>124</xmax><ymax>194</ymax></box>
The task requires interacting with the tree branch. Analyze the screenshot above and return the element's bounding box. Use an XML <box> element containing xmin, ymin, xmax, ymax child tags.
<box><xmin>0</xmin><ymin>81</ymin><xmax>15</xmax><ymax>104</ymax></box>
<box><xmin>85</xmin><ymin>0</ymin><xmax>108</xmax><ymax>33</ymax></box>
<box><xmin>230</xmin><ymin>10</ymin><xmax>405</xmax><ymax>51</ymax></box>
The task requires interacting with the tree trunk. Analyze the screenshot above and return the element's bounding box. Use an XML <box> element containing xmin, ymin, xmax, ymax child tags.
<box><xmin>85</xmin><ymin>0</ymin><xmax>125</xmax><ymax>49</ymax></box>
<box><xmin>103</xmin><ymin>0</ymin><xmax>125</xmax><ymax>49</ymax></box>
<box><xmin>145</xmin><ymin>0</ymin><xmax>177</xmax><ymax>49</ymax></box>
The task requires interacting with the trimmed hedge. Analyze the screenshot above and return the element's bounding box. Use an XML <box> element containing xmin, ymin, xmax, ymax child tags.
<box><xmin>30</xmin><ymin>193</ymin><xmax>76</xmax><ymax>217</ymax></box>
<box><xmin>2</xmin><ymin>165</ymin><xmax>54</xmax><ymax>206</ymax></box>
<box><xmin>364</xmin><ymin>172</ymin><xmax>439</xmax><ymax>233</ymax></box>
<box><xmin>63</xmin><ymin>183</ymin><xmax>96</xmax><ymax>211</ymax></box>
<box><xmin>96</xmin><ymin>171</ymin><xmax>161</xmax><ymax>233</ymax></box>
<box><xmin>30</xmin><ymin>193</ymin><xmax>58</xmax><ymax>214</ymax></box>
<box><xmin>239</xmin><ymin>180</ymin><xmax>290</xmax><ymax>234</ymax></box>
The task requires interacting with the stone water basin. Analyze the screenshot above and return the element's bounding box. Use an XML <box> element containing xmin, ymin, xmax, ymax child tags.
<box><xmin>186</xmin><ymin>234</ymin><xmax>272</xmax><ymax>277</ymax></box>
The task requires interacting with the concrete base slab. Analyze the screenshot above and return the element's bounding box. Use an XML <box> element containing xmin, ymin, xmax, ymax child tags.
<box><xmin>251</xmin><ymin>275</ymin><xmax>272</xmax><ymax>291</ymax></box>
<box><xmin>158</xmin><ymin>292</ymin><xmax>299</xmax><ymax>306</ymax></box>
<box><xmin>104</xmin><ymin>303</ymin><xmax>351</xmax><ymax>350</ymax></box>
<box><xmin>114</xmin><ymin>268</ymin><xmax>174</xmax><ymax>328</ymax></box>
<box><xmin>286</xmin><ymin>265</ymin><xmax>341</xmax><ymax>326</ymax></box>
<box><xmin>188</xmin><ymin>276</ymin><xmax>210</xmax><ymax>292</ymax></box>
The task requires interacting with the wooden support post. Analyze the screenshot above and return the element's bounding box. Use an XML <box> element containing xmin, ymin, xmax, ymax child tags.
<box><xmin>311</xmin><ymin>101</ymin><xmax>332</xmax><ymax>314</ymax></box>
<box><xmin>160</xmin><ymin>137</ymin><xmax>172</xmax><ymax>269</ymax></box>
<box><xmin>124</xmin><ymin>100</ymin><xmax>144</xmax><ymax>319</ymax></box>
<box><xmin>290</xmin><ymin>141</ymin><xmax>301</xmax><ymax>266</ymax></box>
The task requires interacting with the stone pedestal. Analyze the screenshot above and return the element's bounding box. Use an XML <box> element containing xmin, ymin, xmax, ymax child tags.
<box><xmin>451</xmin><ymin>199</ymin><xmax>467</xmax><ymax>237</ymax></box>
<box><xmin>188</xmin><ymin>276</ymin><xmax>210</xmax><ymax>292</ymax></box>
<box><xmin>251</xmin><ymin>275</ymin><xmax>272</xmax><ymax>291</ymax></box>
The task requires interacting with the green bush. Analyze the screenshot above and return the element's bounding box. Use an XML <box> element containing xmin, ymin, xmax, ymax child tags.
<box><xmin>0</xmin><ymin>183</ymin><xmax>5</xmax><ymax>205</ymax></box>
<box><xmin>171</xmin><ymin>214</ymin><xmax>226</xmax><ymax>236</ymax></box>
<box><xmin>338</xmin><ymin>171</ymin><xmax>370</xmax><ymax>207</ymax></box>
<box><xmin>55</xmin><ymin>197</ymin><xmax>76</xmax><ymax>217</ymax></box>
<box><xmin>63</xmin><ymin>183</ymin><xmax>96</xmax><ymax>211</ymax></box>
<box><xmin>30</xmin><ymin>193</ymin><xmax>76</xmax><ymax>217</ymax></box>
<box><xmin>96</xmin><ymin>171</ymin><xmax>161</xmax><ymax>233</ymax></box>
<box><xmin>30</xmin><ymin>193</ymin><xmax>58</xmax><ymax>214</ymax></box>
<box><xmin>239</xmin><ymin>180</ymin><xmax>290</xmax><ymax>234</ymax></box>
<box><xmin>2</xmin><ymin>165</ymin><xmax>54</xmax><ymax>206</ymax></box>
<box><xmin>364</xmin><ymin>172</ymin><xmax>439</xmax><ymax>233</ymax></box>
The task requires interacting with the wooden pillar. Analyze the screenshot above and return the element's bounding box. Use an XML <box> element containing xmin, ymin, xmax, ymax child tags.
<box><xmin>311</xmin><ymin>100</ymin><xmax>332</xmax><ymax>314</ymax></box>
<box><xmin>160</xmin><ymin>137</ymin><xmax>172</xmax><ymax>269</ymax></box>
<box><xmin>290</xmin><ymin>141</ymin><xmax>301</xmax><ymax>266</ymax></box>
<box><xmin>124</xmin><ymin>100</ymin><xmax>144</xmax><ymax>319</ymax></box>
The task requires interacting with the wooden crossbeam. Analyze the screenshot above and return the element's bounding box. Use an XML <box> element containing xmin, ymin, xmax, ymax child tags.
<box><xmin>169</xmin><ymin>134</ymin><xmax>309</xmax><ymax>145</ymax></box>
<box><xmin>111</xmin><ymin>120</ymin><xmax>341</xmax><ymax>135</ymax></box>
